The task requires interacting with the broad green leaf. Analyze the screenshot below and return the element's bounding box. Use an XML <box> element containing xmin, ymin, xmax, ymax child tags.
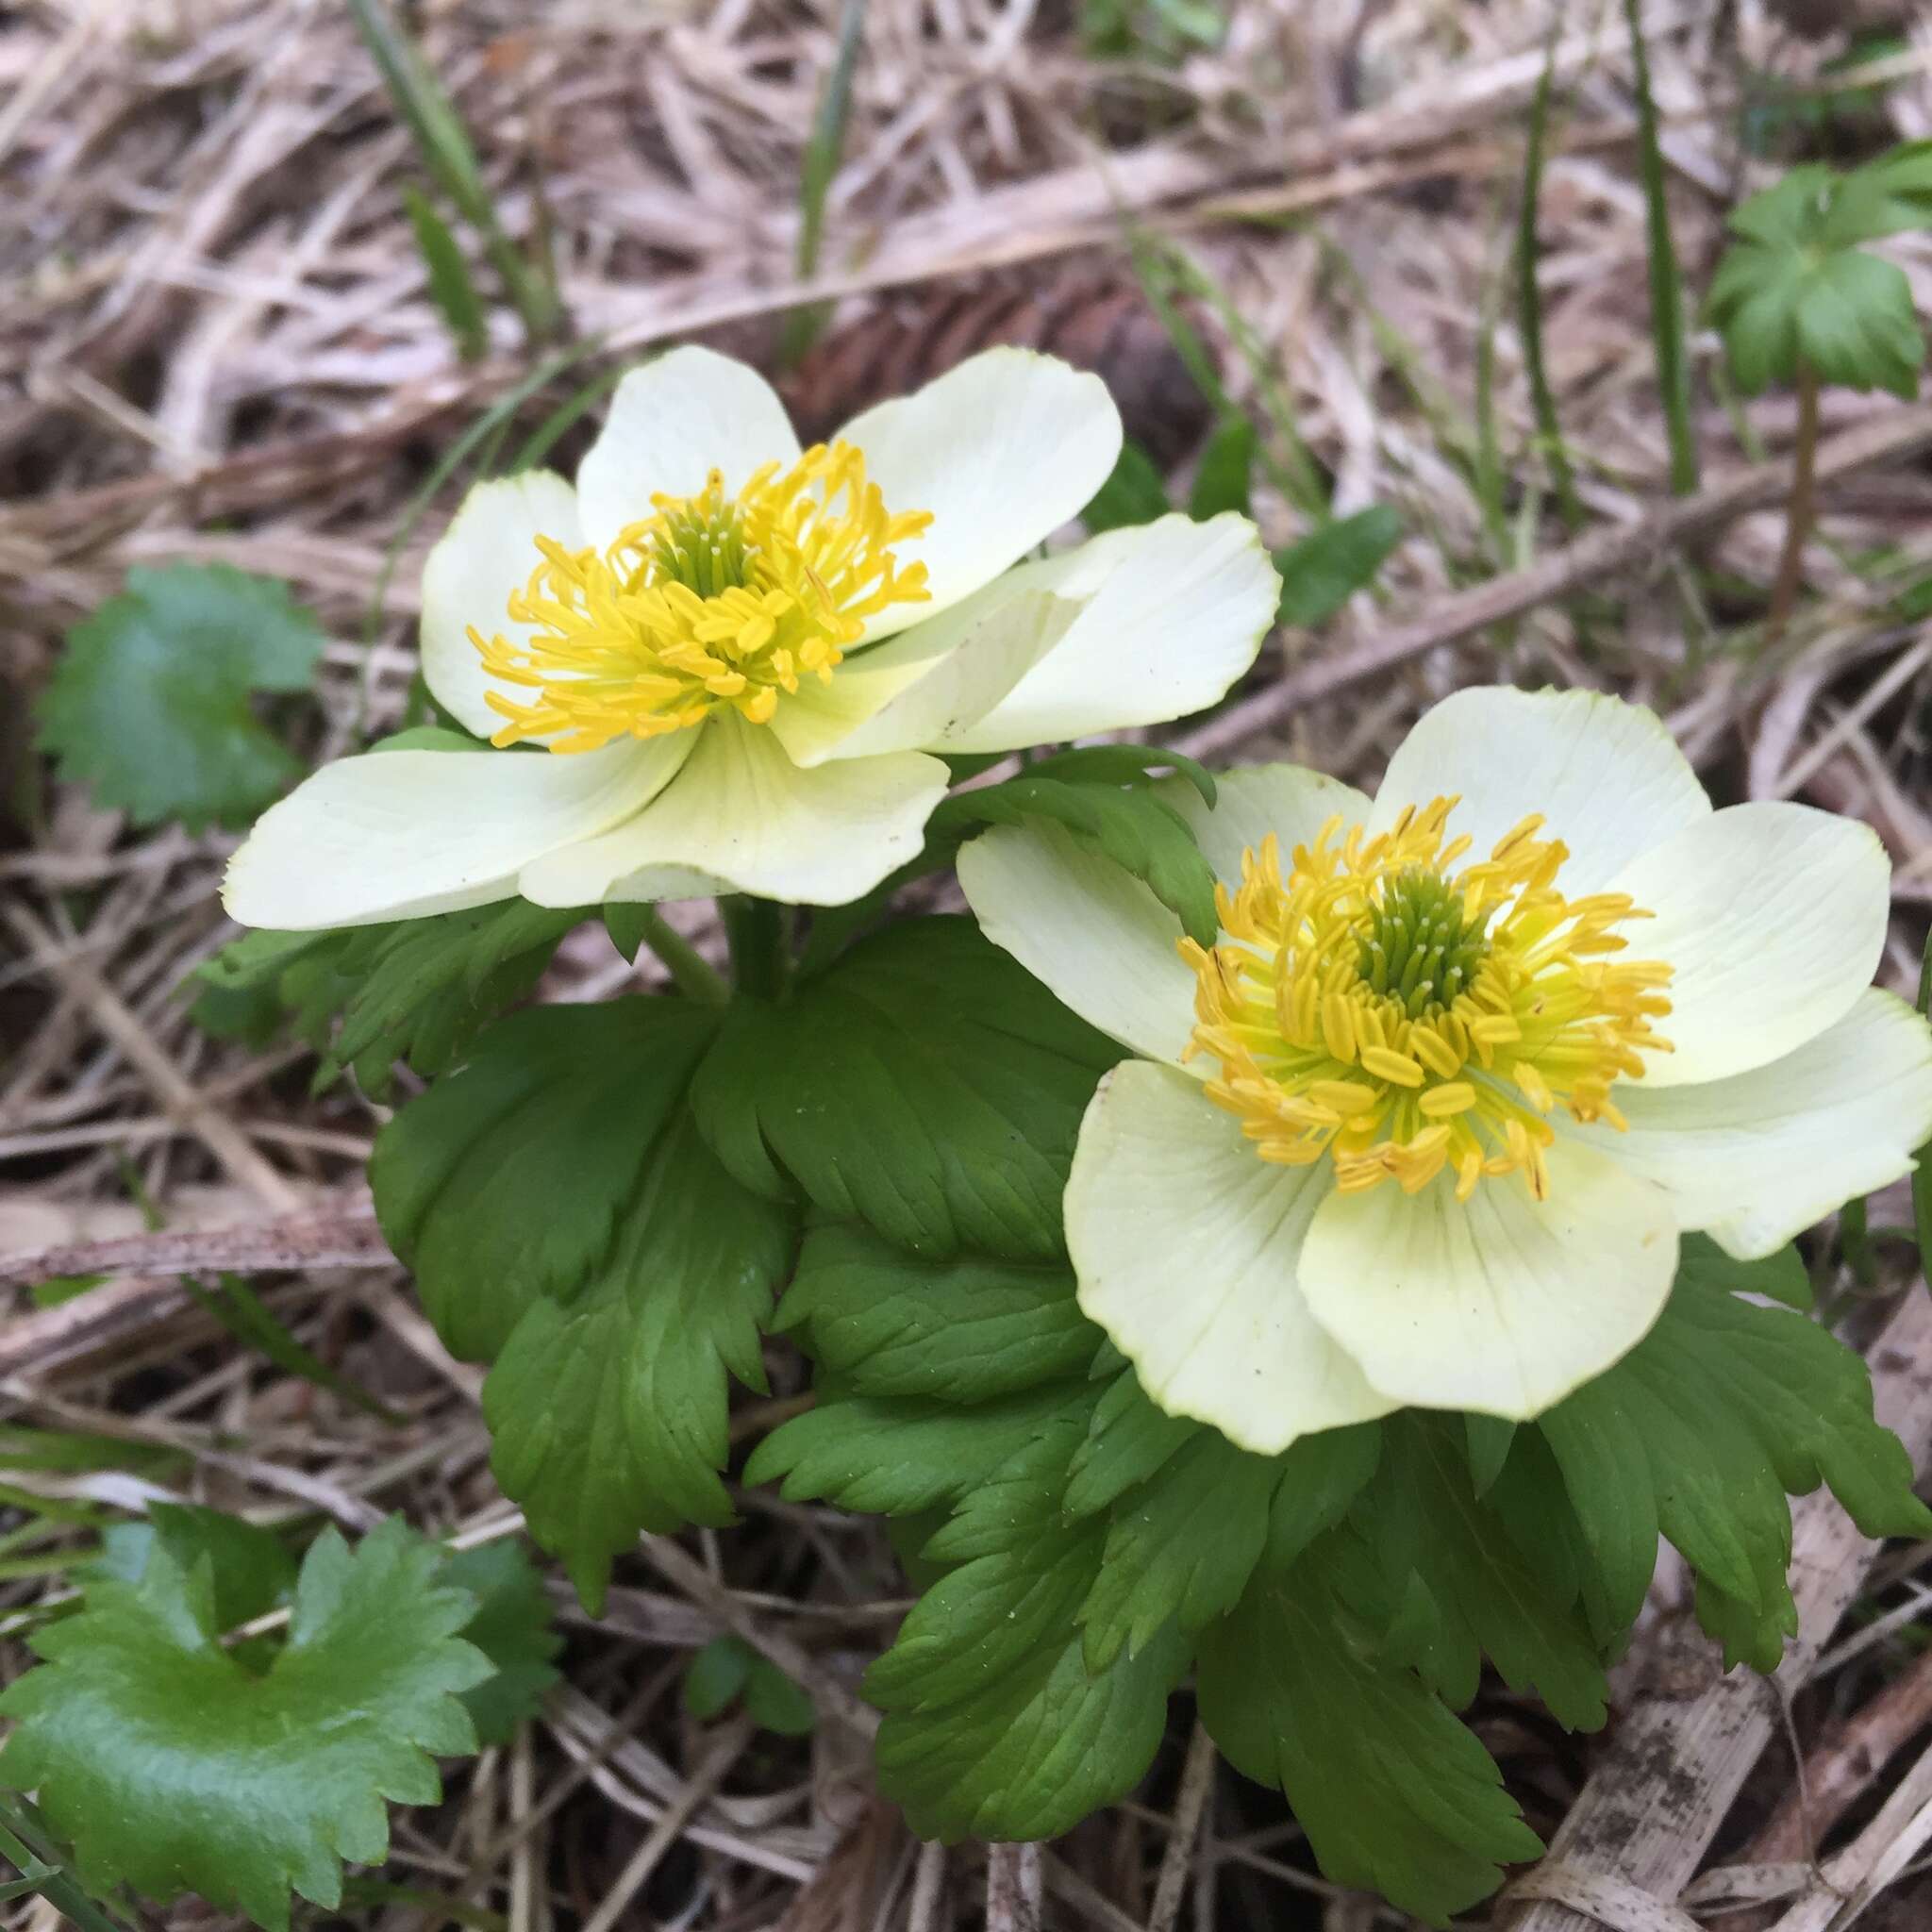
<box><xmin>1188</xmin><ymin>415</ymin><xmax>1256</xmax><ymax>521</ymax></box>
<box><xmin>1023</xmin><ymin>741</ymin><xmax>1216</xmax><ymax>808</ymax></box>
<box><xmin>439</xmin><ymin>1542</ymin><xmax>560</xmax><ymax>1745</ymax></box>
<box><xmin>193</xmin><ymin>902</ymin><xmax>585</xmax><ymax>1099</ymax></box>
<box><xmin>932</xmin><ymin>773</ymin><xmax>1219</xmax><ymax>945</ymax></box>
<box><xmin>1463</xmin><ymin>1415</ymin><xmax>1517</xmax><ymax>1496</ymax></box>
<box><xmin>773</xmin><ymin>1223</ymin><xmax>1098</xmax><ymax>1403</ymax></box>
<box><xmin>1077</xmin><ymin>1427</ymin><xmax>1277</xmax><ymax>1670</ymax></box>
<box><xmin>0</xmin><ymin>1519</ymin><xmax>489</xmax><ymax>1932</ymax></box>
<box><xmin>1674</xmin><ymin>1231</ymin><xmax>1811</xmax><ymax>1311</ymax></box>
<box><xmin>375</xmin><ymin>999</ymin><xmax>789</xmax><ymax>1608</ymax></box>
<box><xmin>88</xmin><ymin>1504</ymin><xmax>296</xmax><ymax>1644</ymax></box>
<box><xmin>1262</xmin><ymin>1422</ymin><xmax>1383</xmax><ymax>1571</ymax></box>
<box><xmin>1197</xmin><ymin>1559</ymin><xmax>1541</xmax><ymax>1926</ymax></box>
<box><xmin>867</xmin><ymin>1421</ymin><xmax>1185</xmax><ymax>1840</ymax></box>
<box><xmin>691</xmin><ymin>918</ymin><xmax>1120</xmax><ymax>1261</ymax></box>
<box><xmin>1080</xmin><ymin>439</ymin><xmax>1169</xmax><ymax>532</ymax></box>
<box><xmin>1794</xmin><ymin>248</ymin><xmax>1923</xmax><ymax>398</ymax></box>
<box><xmin>683</xmin><ymin>1636</ymin><xmax>754</xmax><ymax>1720</ymax></box>
<box><xmin>1710</xmin><ymin>156</ymin><xmax>1931</xmax><ymax>398</ymax></box>
<box><xmin>374</xmin><ymin>999</ymin><xmax>716</xmax><ymax>1360</ymax></box>
<box><xmin>746</xmin><ymin>1381</ymin><xmax>1091</xmax><ymax>1516</ymax></box>
<box><xmin>1062</xmin><ymin>1358</ymin><xmax>1199</xmax><ymax>1518</ymax></box>
<box><xmin>1340</xmin><ymin>1417</ymin><xmax>1607</xmax><ymax>1731</ymax></box>
<box><xmin>38</xmin><ymin>564</ymin><xmax>324</xmax><ymax>831</ymax></box>
<box><xmin>483</xmin><ymin>1112</ymin><xmax>786</xmax><ymax>1606</ymax></box>
<box><xmin>743</xmin><ymin>1657</ymin><xmax>818</xmax><ymax>1736</ymax></box>
<box><xmin>1540</xmin><ymin>1265</ymin><xmax>1932</xmax><ymax>1670</ymax></box>
<box><xmin>1274</xmin><ymin>506</ymin><xmax>1403</xmax><ymax>626</ymax></box>
<box><xmin>1824</xmin><ymin>140</ymin><xmax>1932</xmax><ymax>246</ymax></box>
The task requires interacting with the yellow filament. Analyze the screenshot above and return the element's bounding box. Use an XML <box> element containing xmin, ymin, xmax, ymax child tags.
<box><xmin>1180</xmin><ymin>798</ymin><xmax>1674</xmax><ymax>1201</ymax></box>
<box><xmin>471</xmin><ymin>441</ymin><xmax>933</xmax><ymax>753</ymax></box>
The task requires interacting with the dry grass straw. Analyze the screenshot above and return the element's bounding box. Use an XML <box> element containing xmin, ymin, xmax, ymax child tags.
<box><xmin>6</xmin><ymin>0</ymin><xmax>1932</xmax><ymax>1924</ymax></box>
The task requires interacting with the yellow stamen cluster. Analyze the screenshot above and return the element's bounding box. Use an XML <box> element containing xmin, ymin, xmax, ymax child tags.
<box><xmin>1182</xmin><ymin>799</ymin><xmax>1674</xmax><ymax>1202</ymax></box>
<box><xmin>473</xmin><ymin>442</ymin><xmax>934</xmax><ymax>753</ymax></box>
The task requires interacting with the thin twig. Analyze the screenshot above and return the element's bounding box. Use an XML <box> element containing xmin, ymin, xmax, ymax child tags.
<box><xmin>1181</xmin><ymin>402</ymin><xmax>1932</xmax><ymax>757</ymax></box>
<box><xmin>986</xmin><ymin>1843</ymin><xmax>1041</xmax><ymax>1932</ymax></box>
<box><xmin>1145</xmin><ymin>1722</ymin><xmax>1217</xmax><ymax>1932</ymax></box>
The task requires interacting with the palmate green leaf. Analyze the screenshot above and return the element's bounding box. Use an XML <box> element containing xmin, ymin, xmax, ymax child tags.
<box><xmin>0</xmin><ymin>1519</ymin><xmax>489</xmax><ymax>1932</ymax></box>
<box><xmin>1198</xmin><ymin>1559</ymin><xmax>1542</xmax><ymax>1927</ymax></box>
<box><xmin>1337</xmin><ymin>1416</ymin><xmax>1607</xmax><ymax>1732</ymax></box>
<box><xmin>1062</xmin><ymin>1362</ymin><xmax>1381</xmax><ymax>1671</ymax></box>
<box><xmin>1540</xmin><ymin>1265</ymin><xmax>1932</xmax><ymax>1670</ymax></box>
<box><xmin>192</xmin><ymin>901</ymin><xmax>584</xmax><ymax>1099</ymax></box>
<box><xmin>374</xmin><ymin>1000</ymin><xmax>791</xmax><ymax>1608</ymax></box>
<box><xmin>88</xmin><ymin>1504</ymin><xmax>297</xmax><ymax>1670</ymax></box>
<box><xmin>691</xmin><ymin>918</ymin><xmax>1121</xmax><ymax>1262</ymax></box>
<box><xmin>1710</xmin><ymin>155</ymin><xmax>1930</xmax><ymax>398</ymax></box>
<box><xmin>38</xmin><ymin>564</ymin><xmax>325</xmax><ymax>831</ymax></box>
<box><xmin>482</xmin><ymin>1112</ymin><xmax>787</xmax><ymax>1606</ymax></box>
<box><xmin>1076</xmin><ymin>1429</ymin><xmax>1280</xmax><ymax>1671</ymax></box>
<box><xmin>439</xmin><ymin>1542</ymin><xmax>560</xmax><ymax>1745</ymax></box>
<box><xmin>374</xmin><ymin>999</ymin><xmax>716</xmax><ymax>1358</ymax></box>
<box><xmin>866</xmin><ymin>1419</ymin><xmax>1187</xmax><ymax>1840</ymax></box>
<box><xmin>772</xmin><ymin>1222</ymin><xmax>1097</xmax><ymax>1402</ymax></box>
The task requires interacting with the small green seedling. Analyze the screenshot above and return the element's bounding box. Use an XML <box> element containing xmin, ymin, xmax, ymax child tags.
<box><xmin>682</xmin><ymin>1635</ymin><xmax>818</xmax><ymax>1737</ymax></box>
<box><xmin>1707</xmin><ymin>142</ymin><xmax>1932</xmax><ymax>636</ymax></box>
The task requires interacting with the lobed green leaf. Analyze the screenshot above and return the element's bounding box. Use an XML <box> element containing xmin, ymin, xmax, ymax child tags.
<box><xmin>38</xmin><ymin>564</ymin><xmax>324</xmax><ymax>832</ymax></box>
<box><xmin>0</xmin><ymin>1519</ymin><xmax>489</xmax><ymax>1932</ymax></box>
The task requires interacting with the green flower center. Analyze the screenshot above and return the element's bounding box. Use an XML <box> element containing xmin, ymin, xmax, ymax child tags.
<box><xmin>642</xmin><ymin>495</ymin><xmax>757</xmax><ymax>598</ymax></box>
<box><xmin>1357</xmin><ymin>869</ymin><xmax>1491</xmax><ymax>1020</ymax></box>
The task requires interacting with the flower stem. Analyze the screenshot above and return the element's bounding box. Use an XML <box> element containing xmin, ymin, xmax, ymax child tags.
<box><xmin>631</xmin><ymin>908</ymin><xmax>729</xmax><ymax>1006</ymax></box>
<box><xmin>1767</xmin><ymin>362</ymin><xmax>1820</xmax><ymax>644</ymax></box>
<box><xmin>723</xmin><ymin>897</ymin><xmax>790</xmax><ymax>1002</ymax></box>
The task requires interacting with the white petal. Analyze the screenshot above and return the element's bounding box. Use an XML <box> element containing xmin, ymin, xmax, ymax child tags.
<box><xmin>836</xmin><ymin>348</ymin><xmax>1121</xmax><ymax>636</ymax></box>
<box><xmin>1298</xmin><ymin>1141</ymin><xmax>1677</xmax><ymax>1420</ymax></box>
<box><xmin>1566</xmin><ymin>990</ymin><xmax>1932</xmax><ymax>1258</ymax></box>
<box><xmin>575</xmin><ymin>347</ymin><xmax>801</xmax><ymax>552</ymax></box>
<box><xmin>1369</xmin><ymin>687</ymin><xmax>1711</xmax><ymax>893</ymax></box>
<box><xmin>958</xmin><ymin>822</ymin><xmax>1198</xmax><ymax>1067</ymax></box>
<box><xmin>1607</xmin><ymin>802</ymin><xmax>1889</xmax><ymax>1089</ymax></box>
<box><xmin>1065</xmin><ymin>1062</ymin><xmax>1397</xmax><ymax>1454</ymax></box>
<box><xmin>420</xmin><ymin>471</ymin><xmax>582</xmax><ymax>740</ymax></box>
<box><xmin>1162</xmin><ymin>763</ymin><xmax>1373</xmax><ymax>886</ymax></box>
<box><xmin>222</xmin><ymin>739</ymin><xmax>688</xmax><ymax>931</ymax></box>
<box><xmin>765</xmin><ymin>589</ymin><xmax>1077</xmax><ymax>769</ymax></box>
<box><xmin>939</xmin><ymin>513</ymin><xmax>1278</xmax><ymax>750</ymax></box>
<box><xmin>516</xmin><ymin>713</ymin><xmax>948</xmax><ymax>908</ymax></box>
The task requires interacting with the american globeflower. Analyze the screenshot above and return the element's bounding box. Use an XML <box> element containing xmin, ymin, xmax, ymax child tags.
<box><xmin>223</xmin><ymin>348</ymin><xmax>1277</xmax><ymax>926</ymax></box>
<box><xmin>958</xmin><ymin>686</ymin><xmax>1932</xmax><ymax>1450</ymax></box>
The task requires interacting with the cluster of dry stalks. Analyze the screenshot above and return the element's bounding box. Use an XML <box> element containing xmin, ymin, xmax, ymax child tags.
<box><xmin>7</xmin><ymin>0</ymin><xmax>1932</xmax><ymax>1925</ymax></box>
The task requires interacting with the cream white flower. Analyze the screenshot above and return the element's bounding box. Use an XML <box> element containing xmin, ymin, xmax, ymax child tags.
<box><xmin>958</xmin><ymin>685</ymin><xmax>1932</xmax><ymax>1452</ymax></box>
<box><xmin>224</xmin><ymin>347</ymin><xmax>1278</xmax><ymax>927</ymax></box>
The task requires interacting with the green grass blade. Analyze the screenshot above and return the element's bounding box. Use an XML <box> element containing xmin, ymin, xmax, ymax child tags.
<box><xmin>181</xmin><ymin>1274</ymin><xmax>407</xmax><ymax>1425</ymax></box>
<box><xmin>404</xmin><ymin>185</ymin><xmax>488</xmax><ymax>362</ymax></box>
<box><xmin>1517</xmin><ymin>26</ymin><xmax>1583</xmax><ymax>529</ymax></box>
<box><xmin>780</xmin><ymin>0</ymin><xmax>868</xmax><ymax>367</ymax></box>
<box><xmin>347</xmin><ymin>0</ymin><xmax>559</xmax><ymax>342</ymax></box>
<box><xmin>1623</xmin><ymin>0</ymin><xmax>1698</xmax><ymax>494</ymax></box>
